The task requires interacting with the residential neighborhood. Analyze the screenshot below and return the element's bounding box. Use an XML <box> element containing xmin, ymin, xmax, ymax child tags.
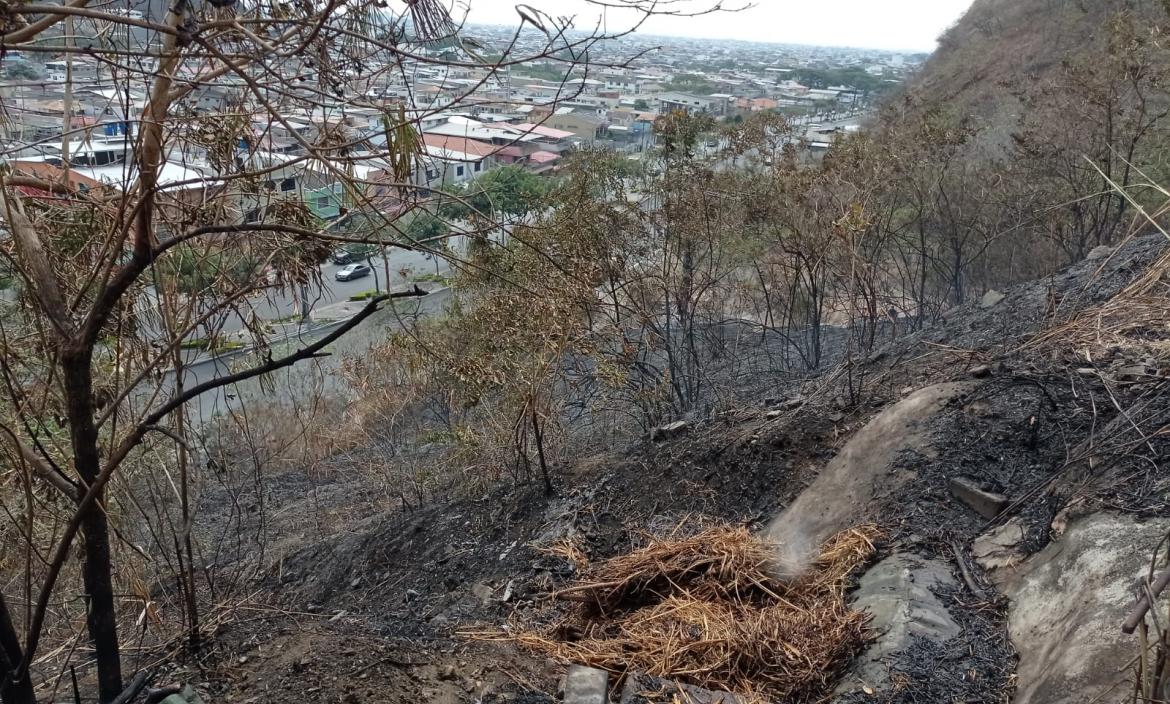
<box><xmin>0</xmin><ymin>25</ymin><xmax>917</xmax><ymax>240</ymax></box>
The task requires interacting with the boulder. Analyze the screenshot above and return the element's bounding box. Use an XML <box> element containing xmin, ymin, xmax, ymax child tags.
<box><xmin>838</xmin><ymin>554</ymin><xmax>961</xmax><ymax>695</ymax></box>
<box><xmin>980</xmin><ymin>289</ymin><xmax>1006</xmax><ymax>309</ymax></box>
<box><xmin>1086</xmin><ymin>244</ymin><xmax>1114</xmax><ymax>261</ymax></box>
<box><xmin>968</xmin><ymin>364</ymin><xmax>993</xmax><ymax>379</ymax></box>
<box><xmin>996</xmin><ymin>513</ymin><xmax>1166</xmax><ymax>704</ymax></box>
<box><xmin>948</xmin><ymin>476</ymin><xmax>1008</xmax><ymax>519</ymax></box>
<box><xmin>971</xmin><ymin>519</ymin><xmax>1026</xmax><ymax>571</ymax></box>
<box><xmin>563</xmin><ymin>665</ymin><xmax>609</xmax><ymax>704</ymax></box>
<box><xmin>650</xmin><ymin>421</ymin><xmax>689</xmax><ymax>442</ymax></box>
<box><xmin>767</xmin><ymin>383</ymin><xmax>973</xmax><ymax>567</ymax></box>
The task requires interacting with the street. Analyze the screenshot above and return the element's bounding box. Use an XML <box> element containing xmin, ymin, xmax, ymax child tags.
<box><xmin>136</xmin><ymin>246</ymin><xmax>451</xmax><ymax>342</ymax></box>
<box><xmin>144</xmin><ymin>286</ymin><xmax>455</xmax><ymax>424</ymax></box>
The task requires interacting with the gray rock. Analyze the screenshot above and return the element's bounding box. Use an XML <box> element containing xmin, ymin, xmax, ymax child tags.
<box><xmin>996</xmin><ymin>513</ymin><xmax>1168</xmax><ymax>704</ymax></box>
<box><xmin>564</xmin><ymin>665</ymin><xmax>609</xmax><ymax>704</ymax></box>
<box><xmin>969</xmin><ymin>364</ymin><xmax>992</xmax><ymax>379</ymax></box>
<box><xmin>838</xmin><ymin>554</ymin><xmax>961</xmax><ymax>695</ymax></box>
<box><xmin>1086</xmin><ymin>244</ymin><xmax>1113</xmax><ymax>261</ymax></box>
<box><xmin>980</xmin><ymin>289</ymin><xmax>1006</xmax><ymax>309</ymax></box>
<box><xmin>949</xmin><ymin>476</ymin><xmax>1008</xmax><ymax>519</ymax></box>
<box><xmin>972</xmin><ymin>519</ymin><xmax>1025</xmax><ymax>571</ymax></box>
<box><xmin>650</xmin><ymin>420</ymin><xmax>689</xmax><ymax>441</ymax></box>
<box><xmin>1116</xmin><ymin>364</ymin><xmax>1150</xmax><ymax>381</ymax></box>
<box><xmin>620</xmin><ymin>673</ymin><xmax>741</xmax><ymax>703</ymax></box>
<box><xmin>767</xmin><ymin>383</ymin><xmax>974</xmax><ymax>560</ymax></box>
<box><xmin>471</xmin><ymin>581</ymin><xmax>494</xmax><ymax>604</ymax></box>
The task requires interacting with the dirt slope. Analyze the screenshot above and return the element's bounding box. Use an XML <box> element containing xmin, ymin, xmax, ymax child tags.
<box><xmin>187</xmin><ymin>233</ymin><xmax>1170</xmax><ymax>702</ymax></box>
<box><xmin>908</xmin><ymin>0</ymin><xmax>1164</xmax><ymax>123</ymax></box>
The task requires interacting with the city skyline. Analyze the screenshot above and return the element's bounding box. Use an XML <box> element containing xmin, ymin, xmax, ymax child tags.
<box><xmin>455</xmin><ymin>0</ymin><xmax>975</xmax><ymax>52</ymax></box>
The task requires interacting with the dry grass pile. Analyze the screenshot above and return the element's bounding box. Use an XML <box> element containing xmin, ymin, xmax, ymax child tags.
<box><xmin>481</xmin><ymin>524</ymin><xmax>881</xmax><ymax>702</ymax></box>
<box><xmin>1028</xmin><ymin>248</ymin><xmax>1170</xmax><ymax>358</ymax></box>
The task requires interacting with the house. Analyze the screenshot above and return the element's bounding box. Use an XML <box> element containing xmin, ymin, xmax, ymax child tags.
<box><xmin>11</xmin><ymin>138</ymin><xmax>215</xmax><ymax>234</ymax></box>
<box><xmin>417</xmin><ymin>133</ymin><xmax>498</xmax><ymax>187</ymax></box>
<box><xmin>655</xmin><ymin>92</ymin><xmax>726</xmax><ymax>116</ymax></box>
<box><xmin>9</xmin><ymin>160</ymin><xmax>104</xmax><ymax>205</ymax></box>
<box><xmin>521</xmin><ymin>109</ymin><xmax>606</xmax><ymax>142</ymax></box>
<box><xmin>424</xmin><ymin>116</ymin><xmax>542</xmax><ymax>149</ymax></box>
<box><xmin>736</xmin><ymin>97</ymin><xmax>779</xmax><ymax>113</ymax></box>
<box><xmin>526</xmin><ymin>150</ymin><xmax>561</xmax><ymax>174</ymax></box>
<box><xmin>233</xmin><ymin>151</ymin><xmax>346</xmax><ymax>223</ymax></box>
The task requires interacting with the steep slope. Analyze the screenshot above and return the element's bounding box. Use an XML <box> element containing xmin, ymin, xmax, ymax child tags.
<box><xmin>910</xmin><ymin>0</ymin><xmax>1164</xmax><ymax>119</ymax></box>
<box><xmin>187</xmin><ymin>233</ymin><xmax>1170</xmax><ymax>703</ymax></box>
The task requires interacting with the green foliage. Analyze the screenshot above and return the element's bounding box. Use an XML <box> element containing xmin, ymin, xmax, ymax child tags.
<box><xmin>159</xmin><ymin>245</ymin><xmax>260</xmax><ymax>295</ymax></box>
<box><xmin>438</xmin><ymin>165</ymin><xmax>550</xmax><ymax>219</ymax></box>
<box><xmin>4</xmin><ymin>60</ymin><xmax>42</xmax><ymax>80</ymax></box>
<box><xmin>405</xmin><ymin>212</ymin><xmax>450</xmax><ymax>242</ymax></box>
<box><xmin>655</xmin><ymin>111</ymin><xmax>717</xmax><ymax>160</ymax></box>
<box><xmin>663</xmin><ymin>73</ymin><xmax>718</xmax><ymax>95</ymax></box>
<box><xmin>794</xmin><ymin>67</ymin><xmax>885</xmax><ymax>93</ymax></box>
<box><xmin>512</xmin><ymin>62</ymin><xmax>569</xmax><ymax>82</ymax></box>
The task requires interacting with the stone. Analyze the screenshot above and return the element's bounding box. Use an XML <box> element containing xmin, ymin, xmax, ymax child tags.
<box><xmin>783</xmin><ymin>398</ymin><xmax>804</xmax><ymax>409</ymax></box>
<box><xmin>620</xmin><ymin>673</ymin><xmax>741</xmax><ymax>703</ymax></box>
<box><xmin>980</xmin><ymin>289</ymin><xmax>1006</xmax><ymax>309</ymax></box>
<box><xmin>1075</xmin><ymin>367</ymin><xmax>1097</xmax><ymax>377</ymax></box>
<box><xmin>972</xmin><ymin>519</ymin><xmax>1026</xmax><ymax>571</ymax></box>
<box><xmin>949</xmin><ymin>476</ymin><xmax>1009</xmax><ymax>519</ymax></box>
<box><xmin>650</xmin><ymin>420</ymin><xmax>689</xmax><ymax>442</ymax></box>
<box><xmin>765</xmin><ymin>409</ymin><xmax>783</xmax><ymax>419</ymax></box>
<box><xmin>767</xmin><ymin>383</ymin><xmax>974</xmax><ymax>559</ymax></box>
<box><xmin>471</xmin><ymin>582</ymin><xmax>494</xmax><ymax>604</ymax></box>
<box><xmin>1086</xmin><ymin>244</ymin><xmax>1113</xmax><ymax>261</ymax></box>
<box><xmin>160</xmin><ymin>686</ymin><xmax>205</xmax><ymax>704</ymax></box>
<box><xmin>1116</xmin><ymin>364</ymin><xmax>1150</xmax><ymax>381</ymax></box>
<box><xmin>837</xmin><ymin>554</ymin><xmax>961</xmax><ymax>695</ymax></box>
<box><xmin>969</xmin><ymin>364</ymin><xmax>992</xmax><ymax>379</ymax></box>
<box><xmin>563</xmin><ymin>665</ymin><xmax>609</xmax><ymax>704</ymax></box>
<box><xmin>997</xmin><ymin>513</ymin><xmax>1168</xmax><ymax>704</ymax></box>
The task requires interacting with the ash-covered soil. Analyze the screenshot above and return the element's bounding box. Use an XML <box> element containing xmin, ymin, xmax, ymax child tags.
<box><xmin>184</xmin><ymin>234</ymin><xmax>1170</xmax><ymax>703</ymax></box>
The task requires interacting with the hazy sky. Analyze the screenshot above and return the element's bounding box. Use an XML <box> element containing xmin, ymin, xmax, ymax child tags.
<box><xmin>455</xmin><ymin>0</ymin><xmax>975</xmax><ymax>52</ymax></box>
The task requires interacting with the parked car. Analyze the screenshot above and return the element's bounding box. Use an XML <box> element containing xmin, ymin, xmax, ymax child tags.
<box><xmin>335</xmin><ymin>263</ymin><xmax>371</xmax><ymax>281</ymax></box>
<box><xmin>331</xmin><ymin>249</ymin><xmax>355</xmax><ymax>265</ymax></box>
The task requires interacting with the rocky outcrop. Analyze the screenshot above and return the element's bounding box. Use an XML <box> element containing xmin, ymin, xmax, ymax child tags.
<box><xmin>838</xmin><ymin>554</ymin><xmax>962</xmax><ymax>696</ymax></box>
<box><xmin>994</xmin><ymin>513</ymin><xmax>1165</xmax><ymax>704</ymax></box>
<box><xmin>766</xmin><ymin>382</ymin><xmax>973</xmax><ymax>571</ymax></box>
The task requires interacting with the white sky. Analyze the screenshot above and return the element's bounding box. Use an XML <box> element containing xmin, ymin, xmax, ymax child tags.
<box><xmin>453</xmin><ymin>0</ymin><xmax>974</xmax><ymax>52</ymax></box>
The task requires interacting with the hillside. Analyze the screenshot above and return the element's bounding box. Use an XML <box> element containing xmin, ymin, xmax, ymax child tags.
<box><xmin>187</xmin><ymin>233</ymin><xmax>1170</xmax><ymax>704</ymax></box>
<box><xmin>6</xmin><ymin>0</ymin><xmax>1170</xmax><ymax>703</ymax></box>
<box><xmin>910</xmin><ymin>0</ymin><xmax>1165</xmax><ymax>120</ymax></box>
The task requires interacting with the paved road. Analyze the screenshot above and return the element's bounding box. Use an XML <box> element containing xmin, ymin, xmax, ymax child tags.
<box><xmin>140</xmin><ymin>287</ymin><xmax>455</xmax><ymax>425</ymax></box>
<box><xmin>239</xmin><ymin>248</ymin><xmax>448</xmax><ymax>328</ymax></box>
<box><xmin>137</xmin><ymin>247</ymin><xmax>450</xmax><ymax>342</ymax></box>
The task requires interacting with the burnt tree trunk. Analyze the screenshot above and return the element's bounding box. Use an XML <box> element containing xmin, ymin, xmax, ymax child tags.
<box><xmin>0</xmin><ymin>592</ymin><xmax>36</xmax><ymax>704</ymax></box>
<box><xmin>530</xmin><ymin>407</ymin><xmax>553</xmax><ymax>497</ymax></box>
<box><xmin>61</xmin><ymin>350</ymin><xmax>123</xmax><ymax>703</ymax></box>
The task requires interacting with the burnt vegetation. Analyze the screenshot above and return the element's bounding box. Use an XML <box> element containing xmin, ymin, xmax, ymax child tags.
<box><xmin>2</xmin><ymin>0</ymin><xmax>1170</xmax><ymax>703</ymax></box>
